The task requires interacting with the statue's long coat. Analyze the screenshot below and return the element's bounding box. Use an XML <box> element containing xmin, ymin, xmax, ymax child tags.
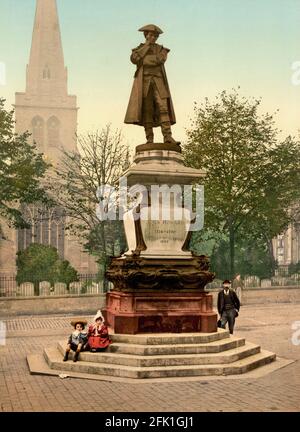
<box><xmin>124</xmin><ymin>43</ymin><xmax>176</xmax><ymax>127</ymax></box>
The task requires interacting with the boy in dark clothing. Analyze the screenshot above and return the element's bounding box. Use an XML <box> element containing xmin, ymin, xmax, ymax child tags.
<box><xmin>217</xmin><ymin>280</ymin><xmax>240</xmax><ymax>334</ymax></box>
<box><xmin>63</xmin><ymin>319</ymin><xmax>88</xmax><ymax>363</ymax></box>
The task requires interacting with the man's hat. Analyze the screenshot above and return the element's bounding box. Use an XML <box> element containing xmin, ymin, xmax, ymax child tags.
<box><xmin>138</xmin><ymin>24</ymin><xmax>163</xmax><ymax>34</ymax></box>
<box><xmin>222</xmin><ymin>279</ymin><xmax>231</xmax><ymax>285</ymax></box>
<box><xmin>71</xmin><ymin>318</ymin><xmax>87</xmax><ymax>328</ymax></box>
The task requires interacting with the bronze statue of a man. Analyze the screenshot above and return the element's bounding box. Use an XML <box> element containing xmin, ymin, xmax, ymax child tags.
<box><xmin>124</xmin><ymin>24</ymin><xmax>177</xmax><ymax>144</ymax></box>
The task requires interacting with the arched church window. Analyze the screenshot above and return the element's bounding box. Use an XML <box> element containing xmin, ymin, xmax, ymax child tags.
<box><xmin>49</xmin><ymin>207</ymin><xmax>65</xmax><ymax>258</ymax></box>
<box><xmin>17</xmin><ymin>204</ymin><xmax>35</xmax><ymax>251</ymax></box>
<box><xmin>17</xmin><ymin>205</ymin><xmax>65</xmax><ymax>259</ymax></box>
<box><xmin>31</xmin><ymin>116</ymin><xmax>44</xmax><ymax>149</ymax></box>
<box><xmin>47</xmin><ymin>116</ymin><xmax>60</xmax><ymax>148</ymax></box>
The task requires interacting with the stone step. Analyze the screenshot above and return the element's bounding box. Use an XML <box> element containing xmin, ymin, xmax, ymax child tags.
<box><xmin>107</xmin><ymin>336</ymin><xmax>246</xmax><ymax>355</ymax></box>
<box><xmin>56</xmin><ymin>341</ymin><xmax>260</xmax><ymax>367</ymax></box>
<box><xmin>58</xmin><ymin>335</ymin><xmax>245</xmax><ymax>357</ymax></box>
<box><xmin>28</xmin><ymin>352</ymin><xmax>291</xmax><ymax>383</ymax></box>
<box><xmin>45</xmin><ymin>346</ymin><xmax>276</xmax><ymax>379</ymax></box>
<box><xmin>110</xmin><ymin>329</ymin><xmax>230</xmax><ymax>345</ymax></box>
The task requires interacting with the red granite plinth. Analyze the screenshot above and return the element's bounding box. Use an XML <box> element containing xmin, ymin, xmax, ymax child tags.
<box><xmin>103</xmin><ymin>290</ymin><xmax>217</xmax><ymax>334</ymax></box>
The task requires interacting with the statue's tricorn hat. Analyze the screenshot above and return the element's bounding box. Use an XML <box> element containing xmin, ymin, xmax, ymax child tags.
<box><xmin>138</xmin><ymin>24</ymin><xmax>163</xmax><ymax>34</ymax></box>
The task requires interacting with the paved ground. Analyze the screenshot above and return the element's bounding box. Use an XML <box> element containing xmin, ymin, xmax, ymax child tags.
<box><xmin>0</xmin><ymin>302</ymin><xmax>300</xmax><ymax>412</ymax></box>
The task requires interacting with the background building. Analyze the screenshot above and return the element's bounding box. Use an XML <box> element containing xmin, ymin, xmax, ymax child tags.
<box><xmin>0</xmin><ymin>0</ymin><xmax>97</xmax><ymax>276</ymax></box>
<box><xmin>273</xmin><ymin>222</ymin><xmax>300</xmax><ymax>274</ymax></box>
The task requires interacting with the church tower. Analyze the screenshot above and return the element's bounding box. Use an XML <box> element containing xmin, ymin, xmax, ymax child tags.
<box><xmin>15</xmin><ymin>0</ymin><xmax>77</xmax><ymax>160</ymax></box>
<box><xmin>0</xmin><ymin>0</ymin><xmax>97</xmax><ymax>276</ymax></box>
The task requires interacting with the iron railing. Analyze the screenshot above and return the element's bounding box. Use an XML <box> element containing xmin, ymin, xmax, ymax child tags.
<box><xmin>0</xmin><ymin>273</ymin><xmax>108</xmax><ymax>297</ymax></box>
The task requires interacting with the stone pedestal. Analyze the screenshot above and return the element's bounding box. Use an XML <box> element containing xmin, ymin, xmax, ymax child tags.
<box><xmin>105</xmin><ymin>142</ymin><xmax>217</xmax><ymax>334</ymax></box>
<box><xmin>105</xmin><ymin>290</ymin><xmax>217</xmax><ymax>334</ymax></box>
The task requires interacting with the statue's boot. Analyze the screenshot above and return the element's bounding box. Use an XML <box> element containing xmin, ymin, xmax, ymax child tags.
<box><xmin>144</xmin><ymin>124</ymin><xmax>154</xmax><ymax>144</ymax></box>
<box><xmin>161</xmin><ymin>121</ymin><xmax>178</xmax><ymax>144</ymax></box>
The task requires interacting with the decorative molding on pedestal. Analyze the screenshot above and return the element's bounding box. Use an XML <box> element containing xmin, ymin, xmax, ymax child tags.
<box><xmin>122</xmin><ymin>143</ymin><xmax>205</xmax><ymax>187</ymax></box>
<box><xmin>106</xmin><ymin>255</ymin><xmax>214</xmax><ymax>291</ymax></box>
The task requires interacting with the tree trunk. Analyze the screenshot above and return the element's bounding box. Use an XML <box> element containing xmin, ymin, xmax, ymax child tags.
<box><xmin>34</xmin><ymin>280</ymin><xmax>39</xmax><ymax>296</ymax></box>
<box><xmin>229</xmin><ymin>225</ymin><xmax>235</xmax><ymax>279</ymax></box>
<box><xmin>266</xmin><ymin>236</ymin><xmax>276</xmax><ymax>276</ymax></box>
<box><xmin>103</xmin><ymin>257</ymin><xmax>109</xmax><ymax>293</ymax></box>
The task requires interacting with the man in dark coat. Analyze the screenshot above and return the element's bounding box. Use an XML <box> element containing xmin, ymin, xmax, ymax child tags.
<box><xmin>124</xmin><ymin>24</ymin><xmax>177</xmax><ymax>144</ymax></box>
<box><xmin>217</xmin><ymin>279</ymin><xmax>240</xmax><ymax>335</ymax></box>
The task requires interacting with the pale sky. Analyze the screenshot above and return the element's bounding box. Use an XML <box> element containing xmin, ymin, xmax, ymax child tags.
<box><xmin>0</xmin><ymin>0</ymin><xmax>300</xmax><ymax>149</ymax></box>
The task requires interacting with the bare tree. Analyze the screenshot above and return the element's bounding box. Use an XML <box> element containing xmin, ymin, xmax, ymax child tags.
<box><xmin>47</xmin><ymin>125</ymin><xmax>131</xmax><ymax>285</ymax></box>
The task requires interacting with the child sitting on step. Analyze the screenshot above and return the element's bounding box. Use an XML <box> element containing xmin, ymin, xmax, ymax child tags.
<box><xmin>87</xmin><ymin>310</ymin><xmax>111</xmax><ymax>352</ymax></box>
<box><xmin>63</xmin><ymin>319</ymin><xmax>88</xmax><ymax>362</ymax></box>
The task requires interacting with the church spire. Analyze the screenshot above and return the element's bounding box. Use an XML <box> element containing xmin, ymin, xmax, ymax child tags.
<box><xmin>26</xmin><ymin>0</ymin><xmax>67</xmax><ymax>97</ymax></box>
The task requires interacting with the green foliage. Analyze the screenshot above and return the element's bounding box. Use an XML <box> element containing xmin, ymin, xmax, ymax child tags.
<box><xmin>16</xmin><ymin>243</ymin><xmax>78</xmax><ymax>293</ymax></box>
<box><xmin>84</xmin><ymin>219</ymin><xmax>127</xmax><ymax>291</ymax></box>
<box><xmin>51</xmin><ymin>259</ymin><xmax>79</xmax><ymax>287</ymax></box>
<box><xmin>288</xmin><ymin>262</ymin><xmax>300</xmax><ymax>276</ymax></box>
<box><xmin>0</xmin><ymin>98</ymin><xmax>51</xmax><ymax>228</ymax></box>
<box><xmin>210</xmin><ymin>237</ymin><xmax>275</xmax><ymax>280</ymax></box>
<box><xmin>84</xmin><ymin>219</ymin><xmax>127</xmax><ymax>262</ymax></box>
<box><xmin>184</xmin><ymin>89</ymin><xmax>300</xmax><ymax>277</ymax></box>
<box><xmin>189</xmin><ymin>229</ymin><xmax>274</xmax><ymax>279</ymax></box>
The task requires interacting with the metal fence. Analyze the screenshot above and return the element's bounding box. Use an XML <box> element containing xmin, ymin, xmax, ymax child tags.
<box><xmin>0</xmin><ymin>275</ymin><xmax>17</xmax><ymax>297</ymax></box>
<box><xmin>206</xmin><ymin>274</ymin><xmax>300</xmax><ymax>290</ymax></box>
<box><xmin>0</xmin><ymin>273</ymin><xmax>107</xmax><ymax>297</ymax></box>
<box><xmin>2</xmin><ymin>272</ymin><xmax>300</xmax><ymax>298</ymax></box>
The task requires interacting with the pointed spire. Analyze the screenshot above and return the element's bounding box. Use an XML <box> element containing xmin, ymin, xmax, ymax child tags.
<box><xmin>26</xmin><ymin>0</ymin><xmax>67</xmax><ymax>97</ymax></box>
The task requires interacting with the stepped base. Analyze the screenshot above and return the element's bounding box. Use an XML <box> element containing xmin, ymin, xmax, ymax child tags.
<box><xmin>27</xmin><ymin>353</ymin><xmax>292</xmax><ymax>383</ymax></box>
<box><xmin>27</xmin><ymin>329</ymin><xmax>283</xmax><ymax>381</ymax></box>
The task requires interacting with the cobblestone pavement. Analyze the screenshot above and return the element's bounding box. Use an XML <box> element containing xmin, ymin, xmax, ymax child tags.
<box><xmin>0</xmin><ymin>303</ymin><xmax>299</xmax><ymax>412</ymax></box>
